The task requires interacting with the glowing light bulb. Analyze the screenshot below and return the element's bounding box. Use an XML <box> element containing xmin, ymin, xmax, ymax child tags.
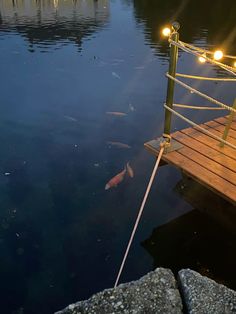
<box><xmin>162</xmin><ymin>27</ymin><xmax>171</xmax><ymax>37</ymax></box>
<box><xmin>233</xmin><ymin>61</ymin><xmax>236</xmax><ymax>68</ymax></box>
<box><xmin>198</xmin><ymin>55</ymin><xmax>206</xmax><ymax>63</ymax></box>
<box><xmin>213</xmin><ymin>50</ymin><xmax>223</xmax><ymax>61</ymax></box>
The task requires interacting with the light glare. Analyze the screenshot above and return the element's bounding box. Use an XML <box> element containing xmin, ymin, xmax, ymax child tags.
<box><xmin>198</xmin><ymin>55</ymin><xmax>206</xmax><ymax>63</ymax></box>
<box><xmin>162</xmin><ymin>27</ymin><xmax>171</xmax><ymax>37</ymax></box>
<box><xmin>213</xmin><ymin>50</ymin><xmax>223</xmax><ymax>61</ymax></box>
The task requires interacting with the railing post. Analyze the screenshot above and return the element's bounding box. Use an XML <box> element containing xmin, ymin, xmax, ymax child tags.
<box><xmin>220</xmin><ymin>98</ymin><xmax>236</xmax><ymax>147</ymax></box>
<box><xmin>163</xmin><ymin>22</ymin><xmax>180</xmax><ymax>142</ymax></box>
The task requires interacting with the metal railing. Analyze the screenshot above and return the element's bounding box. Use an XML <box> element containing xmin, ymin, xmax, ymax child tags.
<box><xmin>163</xmin><ymin>22</ymin><xmax>236</xmax><ymax>149</ymax></box>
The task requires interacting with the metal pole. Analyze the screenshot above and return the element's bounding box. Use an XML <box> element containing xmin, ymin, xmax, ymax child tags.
<box><xmin>163</xmin><ymin>22</ymin><xmax>180</xmax><ymax>141</ymax></box>
<box><xmin>220</xmin><ymin>98</ymin><xmax>236</xmax><ymax>147</ymax></box>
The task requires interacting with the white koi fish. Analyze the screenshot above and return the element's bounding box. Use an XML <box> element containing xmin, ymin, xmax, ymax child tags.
<box><xmin>126</xmin><ymin>162</ymin><xmax>134</xmax><ymax>178</ymax></box>
<box><xmin>64</xmin><ymin>115</ymin><xmax>77</xmax><ymax>122</ymax></box>
<box><xmin>112</xmin><ymin>72</ymin><xmax>121</xmax><ymax>79</ymax></box>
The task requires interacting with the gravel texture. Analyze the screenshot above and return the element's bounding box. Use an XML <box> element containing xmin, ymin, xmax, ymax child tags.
<box><xmin>55</xmin><ymin>268</ymin><xmax>182</xmax><ymax>314</ymax></box>
<box><xmin>178</xmin><ymin>269</ymin><xmax>236</xmax><ymax>314</ymax></box>
<box><xmin>55</xmin><ymin>268</ymin><xmax>236</xmax><ymax>314</ymax></box>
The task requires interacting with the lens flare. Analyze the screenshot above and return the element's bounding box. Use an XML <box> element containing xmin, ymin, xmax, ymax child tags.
<box><xmin>162</xmin><ymin>27</ymin><xmax>171</xmax><ymax>37</ymax></box>
<box><xmin>198</xmin><ymin>55</ymin><xmax>206</xmax><ymax>63</ymax></box>
<box><xmin>213</xmin><ymin>50</ymin><xmax>223</xmax><ymax>61</ymax></box>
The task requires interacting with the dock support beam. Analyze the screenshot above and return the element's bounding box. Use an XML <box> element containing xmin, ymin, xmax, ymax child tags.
<box><xmin>163</xmin><ymin>22</ymin><xmax>180</xmax><ymax>143</ymax></box>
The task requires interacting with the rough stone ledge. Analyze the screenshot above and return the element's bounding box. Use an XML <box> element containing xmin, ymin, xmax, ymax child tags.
<box><xmin>55</xmin><ymin>268</ymin><xmax>236</xmax><ymax>314</ymax></box>
<box><xmin>178</xmin><ymin>269</ymin><xmax>236</xmax><ymax>314</ymax></box>
<box><xmin>55</xmin><ymin>268</ymin><xmax>182</xmax><ymax>314</ymax></box>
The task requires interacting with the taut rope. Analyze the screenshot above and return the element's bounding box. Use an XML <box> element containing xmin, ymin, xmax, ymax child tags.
<box><xmin>114</xmin><ymin>143</ymin><xmax>166</xmax><ymax>288</ymax></box>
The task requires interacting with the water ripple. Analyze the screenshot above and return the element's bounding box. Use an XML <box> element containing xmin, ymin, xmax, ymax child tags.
<box><xmin>0</xmin><ymin>0</ymin><xmax>110</xmax><ymax>51</ymax></box>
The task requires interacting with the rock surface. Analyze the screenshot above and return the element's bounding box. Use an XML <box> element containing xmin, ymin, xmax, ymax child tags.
<box><xmin>179</xmin><ymin>269</ymin><xmax>236</xmax><ymax>314</ymax></box>
<box><xmin>55</xmin><ymin>268</ymin><xmax>182</xmax><ymax>314</ymax></box>
<box><xmin>55</xmin><ymin>268</ymin><xmax>236</xmax><ymax>314</ymax></box>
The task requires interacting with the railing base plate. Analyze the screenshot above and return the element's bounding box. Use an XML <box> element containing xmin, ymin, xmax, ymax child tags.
<box><xmin>145</xmin><ymin>137</ymin><xmax>183</xmax><ymax>154</ymax></box>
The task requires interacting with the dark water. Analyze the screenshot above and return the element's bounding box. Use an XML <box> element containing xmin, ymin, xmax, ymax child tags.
<box><xmin>0</xmin><ymin>1</ymin><xmax>235</xmax><ymax>313</ymax></box>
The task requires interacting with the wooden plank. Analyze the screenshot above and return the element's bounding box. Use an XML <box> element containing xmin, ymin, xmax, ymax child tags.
<box><xmin>195</xmin><ymin>123</ymin><xmax>236</xmax><ymax>146</ymax></box>
<box><xmin>216</xmin><ymin>115</ymin><xmax>236</xmax><ymax>123</ymax></box>
<box><xmin>180</xmin><ymin>127</ymin><xmax>236</xmax><ymax>161</ymax></box>
<box><xmin>215</xmin><ymin>117</ymin><xmax>236</xmax><ymax>131</ymax></box>
<box><xmin>204</xmin><ymin>120</ymin><xmax>236</xmax><ymax>139</ymax></box>
<box><xmin>145</xmin><ymin>115</ymin><xmax>236</xmax><ymax>205</ymax></box>
<box><xmin>176</xmin><ymin>145</ymin><xmax>236</xmax><ymax>185</ymax></box>
<box><xmin>172</xmin><ymin>131</ymin><xmax>236</xmax><ymax>172</ymax></box>
<box><xmin>162</xmin><ymin>151</ymin><xmax>236</xmax><ymax>204</ymax></box>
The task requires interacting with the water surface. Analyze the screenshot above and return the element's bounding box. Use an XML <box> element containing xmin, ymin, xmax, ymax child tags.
<box><xmin>0</xmin><ymin>0</ymin><xmax>235</xmax><ymax>313</ymax></box>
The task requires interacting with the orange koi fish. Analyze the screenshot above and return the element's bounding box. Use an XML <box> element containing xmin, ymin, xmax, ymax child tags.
<box><xmin>106</xmin><ymin>111</ymin><xmax>127</xmax><ymax>117</ymax></box>
<box><xmin>107</xmin><ymin>141</ymin><xmax>131</xmax><ymax>149</ymax></box>
<box><xmin>105</xmin><ymin>167</ymin><xmax>127</xmax><ymax>190</ymax></box>
<box><xmin>126</xmin><ymin>162</ymin><xmax>134</xmax><ymax>178</ymax></box>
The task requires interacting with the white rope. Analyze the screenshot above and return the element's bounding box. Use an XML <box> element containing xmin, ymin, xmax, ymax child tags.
<box><xmin>177</xmin><ymin>40</ymin><xmax>236</xmax><ymax>76</ymax></box>
<box><xmin>164</xmin><ymin>104</ymin><xmax>236</xmax><ymax>150</ymax></box>
<box><xmin>173</xmin><ymin>103</ymin><xmax>226</xmax><ymax>110</ymax></box>
<box><xmin>178</xmin><ymin>40</ymin><xmax>236</xmax><ymax>74</ymax></box>
<box><xmin>169</xmin><ymin>39</ymin><xmax>236</xmax><ymax>77</ymax></box>
<box><xmin>180</xmin><ymin>41</ymin><xmax>236</xmax><ymax>59</ymax></box>
<box><xmin>166</xmin><ymin>73</ymin><xmax>236</xmax><ymax>113</ymax></box>
<box><xmin>114</xmin><ymin>144</ymin><xmax>165</xmax><ymax>288</ymax></box>
<box><xmin>176</xmin><ymin>73</ymin><xmax>236</xmax><ymax>82</ymax></box>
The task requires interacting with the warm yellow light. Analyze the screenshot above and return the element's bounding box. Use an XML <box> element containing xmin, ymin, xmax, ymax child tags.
<box><xmin>233</xmin><ymin>61</ymin><xmax>236</xmax><ymax>68</ymax></box>
<box><xmin>162</xmin><ymin>27</ymin><xmax>171</xmax><ymax>37</ymax></box>
<box><xmin>198</xmin><ymin>55</ymin><xmax>206</xmax><ymax>63</ymax></box>
<box><xmin>213</xmin><ymin>50</ymin><xmax>223</xmax><ymax>61</ymax></box>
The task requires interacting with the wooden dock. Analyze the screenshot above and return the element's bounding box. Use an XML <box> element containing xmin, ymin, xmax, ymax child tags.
<box><xmin>145</xmin><ymin>116</ymin><xmax>236</xmax><ymax>205</ymax></box>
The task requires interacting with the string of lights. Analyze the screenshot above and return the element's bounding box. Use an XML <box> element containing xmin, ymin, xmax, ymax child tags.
<box><xmin>161</xmin><ymin>24</ymin><xmax>236</xmax><ymax>151</ymax></box>
<box><xmin>161</xmin><ymin>26</ymin><xmax>236</xmax><ymax>72</ymax></box>
<box><xmin>169</xmin><ymin>39</ymin><xmax>236</xmax><ymax>76</ymax></box>
<box><xmin>179</xmin><ymin>41</ymin><xmax>236</xmax><ymax>60</ymax></box>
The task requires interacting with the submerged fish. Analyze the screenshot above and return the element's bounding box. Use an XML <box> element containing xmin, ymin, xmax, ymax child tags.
<box><xmin>126</xmin><ymin>162</ymin><xmax>134</xmax><ymax>178</ymax></box>
<box><xmin>112</xmin><ymin>72</ymin><xmax>121</xmax><ymax>79</ymax></box>
<box><xmin>105</xmin><ymin>167</ymin><xmax>126</xmax><ymax>190</ymax></box>
<box><xmin>64</xmin><ymin>115</ymin><xmax>77</xmax><ymax>122</ymax></box>
<box><xmin>106</xmin><ymin>111</ymin><xmax>127</xmax><ymax>116</ymax></box>
<box><xmin>107</xmin><ymin>141</ymin><xmax>131</xmax><ymax>149</ymax></box>
<box><xmin>128</xmin><ymin>103</ymin><xmax>135</xmax><ymax>112</ymax></box>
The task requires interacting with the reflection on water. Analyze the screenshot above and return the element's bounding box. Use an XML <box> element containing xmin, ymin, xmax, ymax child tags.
<box><xmin>143</xmin><ymin>175</ymin><xmax>236</xmax><ymax>291</ymax></box>
<box><xmin>142</xmin><ymin>209</ymin><xmax>236</xmax><ymax>288</ymax></box>
<box><xmin>0</xmin><ymin>0</ymin><xmax>235</xmax><ymax>313</ymax></box>
<box><xmin>133</xmin><ymin>0</ymin><xmax>236</xmax><ymax>56</ymax></box>
<box><xmin>0</xmin><ymin>0</ymin><xmax>109</xmax><ymax>51</ymax></box>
